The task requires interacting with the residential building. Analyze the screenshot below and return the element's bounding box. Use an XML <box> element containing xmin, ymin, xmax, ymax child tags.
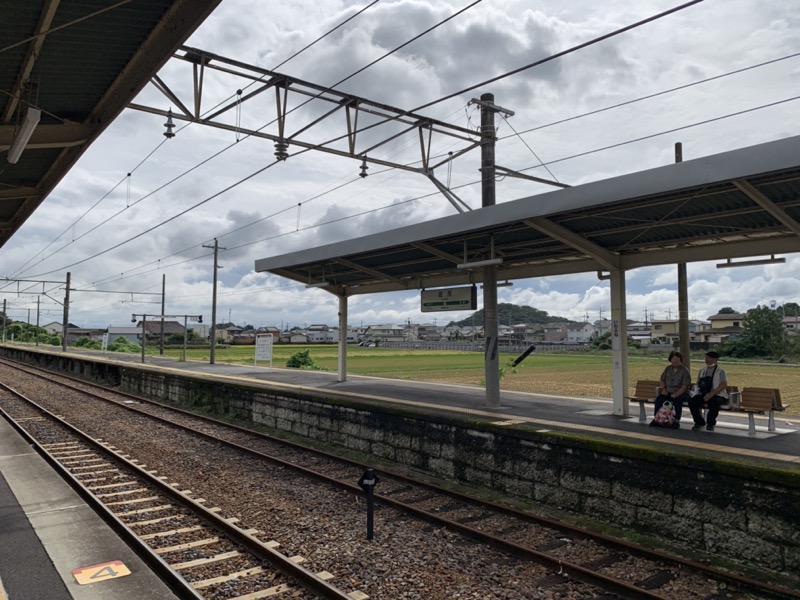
<box><xmin>216</xmin><ymin>325</ymin><xmax>243</xmax><ymax>342</ymax></box>
<box><xmin>136</xmin><ymin>320</ymin><xmax>186</xmax><ymax>342</ymax></box>
<box><xmin>783</xmin><ymin>316</ymin><xmax>800</xmax><ymax>336</ymax></box>
<box><xmin>106</xmin><ymin>326</ymin><xmax>142</xmax><ymax>344</ymax></box>
<box><xmin>66</xmin><ymin>327</ymin><xmax>106</xmax><ymax>344</ymax></box>
<box><xmin>307</xmin><ymin>324</ymin><xmax>335</xmax><ymax>343</ymax></box>
<box><xmin>567</xmin><ymin>322</ymin><xmax>595</xmax><ymax>343</ymax></box>
<box><xmin>417</xmin><ymin>323</ymin><xmax>442</xmax><ymax>341</ymax></box>
<box><xmin>543</xmin><ymin>322</ymin><xmax>568</xmax><ymax>343</ymax></box>
<box><xmin>697</xmin><ymin>312</ymin><xmax>745</xmax><ymax>344</ymax></box>
<box><xmin>363</xmin><ymin>324</ymin><xmax>406</xmax><ymax>342</ymax></box>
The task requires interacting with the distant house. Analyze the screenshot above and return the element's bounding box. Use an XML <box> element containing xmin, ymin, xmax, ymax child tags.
<box><xmin>66</xmin><ymin>327</ymin><xmax>105</xmax><ymax>344</ymax></box>
<box><xmin>290</xmin><ymin>332</ymin><xmax>309</xmax><ymax>344</ymax></box>
<box><xmin>217</xmin><ymin>326</ymin><xmax>243</xmax><ymax>342</ymax></box>
<box><xmin>136</xmin><ymin>320</ymin><xmax>186</xmax><ymax>342</ymax></box>
<box><xmin>784</xmin><ymin>316</ymin><xmax>800</xmax><ymax>336</ymax></box>
<box><xmin>232</xmin><ymin>333</ymin><xmax>256</xmax><ymax>345</ymax></box>
<box><xmin>307</xmin><ymin>324</ymin><xmax>335</xmax><ymax>343</ymax></box>
<box><xmin>42</xmin><ymin>321</ymin><xmax>78</xmax><ymax>335</ymax></box>
<box><xmin>417</xmin><ymin>323</ymin><xmax>442</xmax><ymax>341</ymax></box>
<box><xmin>42</xmin><ymin>321</ymin><xmax>62</xmax><ymax>335</ymax></box>
<box><xmin>543</xmin><ymin>322</ymin><xmax>568</xmax><ymax>343</ymax></box>
<box><xmin>509</xmin><ymin>323</ymin><xmax>544</xmax><ymax>344</ymax></box>
<box><xmin>363</xmin><ymin>324</ymin><xmax>406</xmax><ymax>342</ymax></box>
<box><xmin>697</xmin><ymin>312</ymin><xmax>745</xmax><ymax>344</ymax></box>
<box><xmin>256</xmin><ymin>326</ymin><xmax>281</xmax><ymax>340</ymax></box>
<box><xmin>567</xmin><ymin>322</ymin><xmax>595</xmax><ymax>343</ymax></box>
<box><xmin>107</xmin><ymin>326</ymin><xmax>142</xmax><ymax>344</ymax></box>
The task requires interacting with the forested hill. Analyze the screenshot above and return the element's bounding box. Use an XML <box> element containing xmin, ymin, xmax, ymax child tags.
<box><xmin>448</xmin><ymin>303</ymin><xmax>572</xmax><ymax>327</ymax></box>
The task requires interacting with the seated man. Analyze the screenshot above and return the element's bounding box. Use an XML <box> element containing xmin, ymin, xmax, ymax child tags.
<box><xmin>689</xmin><ymin>350</ymin><xmax>728</xmax><ymax>432</ymax></box>
<box><xmin>651</xmin><ymin>350</ymin><xmax>691</xmax><ymax>428</ymax></box>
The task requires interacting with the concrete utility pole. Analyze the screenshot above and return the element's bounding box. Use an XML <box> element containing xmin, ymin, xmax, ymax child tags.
<box><xmin>203</xmin><ymin>239</ymin><xmax>225</xmax><ymax>364</ymax></box>
<box><xmin>472</xmin><ymin>93</ymin><xmax>513</xmax><ymax>408</ymax></box>
<box><xmin>61</xmin><ymin>272</ymin><xmax>71</xmax><ymax>352</ymax></box>
<box><xmin>2</xmin><ymin>299</ymin><xmax>6</xmax><ymax>343</ymax></box>
<box><xmin>160</xmin><ymin>273</ymin><xmax>166</xmax><ymax>355</ymax></box>
<box><xmin>675</xmin><ymin>143</ymin><xmax>691</xmax><ymax>370</ymax></box>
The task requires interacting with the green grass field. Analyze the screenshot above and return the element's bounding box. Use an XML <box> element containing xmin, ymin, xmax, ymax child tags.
<box><xmin>163</xmin><ymin>345</ymin><xmax>800</xmax><ymax>416</ymax></box>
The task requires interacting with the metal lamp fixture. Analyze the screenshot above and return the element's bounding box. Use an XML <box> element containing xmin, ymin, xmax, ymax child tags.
<box><xmin>7</xmin><ymin>107</ymin><xmax>41</xmax><ymax>164</ymax></box>
<box><xmin>457</xmin><ymin>258</ymin><xmax>503</xmax><ymax>269</ymax></box>
<box><xmin>716</xmin><ymin>255</ymin><xmax>785</xmax><ymax>269</ymax></box>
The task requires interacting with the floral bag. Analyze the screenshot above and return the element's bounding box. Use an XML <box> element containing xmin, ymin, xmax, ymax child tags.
<box><xmin>653</xmin><ymin>400</ymin><xmax>676</xmax><ymax>427</ymax></box>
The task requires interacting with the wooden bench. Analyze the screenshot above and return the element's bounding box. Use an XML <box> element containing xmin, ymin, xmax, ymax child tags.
<box><xmin>739</xmin><ymin>388</ymin><xmax>789</xmax><ymax>436</ymax></box>
<box><xmin>625</xmin><ymin>380</ymin><xmax>661</xmax><ymax>422</ymax></box>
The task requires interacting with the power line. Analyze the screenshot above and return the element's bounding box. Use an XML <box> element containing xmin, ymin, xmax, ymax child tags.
<box><xmin>41</xmin><ymin>90</ymin><xmax>800</xmax><ymax>290</ymax></box>
<box><xmin>518</xmin><ymin>94</ymin><xmax>800</xmax><ymax>172</ymax></box>
<box><xmin>412</xmin><ymin>0</ymin><xmax>707</xmax><ymax>112</ymax></box>
<box><xmin>499</xmin><ymin>51</ymin><xmax>800</xmax><ymax>141</ymax></box>
<box><xmin>16</xmin><ymin>0</ymin><xmax>485</xmax><ymax>281</ymax></box>
<box><xmin>24</xmin><ymin>151</ymin><xmax>308</xmax><ymax>278</ymax></box>
<box><xmin>9</xmin><ymin>2</ymin><xmax>383</xmax><ymax>278</ymax></box>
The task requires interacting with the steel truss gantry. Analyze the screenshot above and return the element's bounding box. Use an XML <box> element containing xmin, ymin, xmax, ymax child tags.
<box><xmin>128</xmin><ymin>45</ymin><xmax>488</xmax><ymax>213</ymax></box>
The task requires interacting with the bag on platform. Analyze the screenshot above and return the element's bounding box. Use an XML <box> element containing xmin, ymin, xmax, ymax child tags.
<box><xmin>697</xmin><ymin>366</ymin><xmax>717</xmax><ymax>395</ymax></box>
<box><xmin>654</xmin><ymin>400</ymin><xmax>676</xmax><ymax>427</ymax></box>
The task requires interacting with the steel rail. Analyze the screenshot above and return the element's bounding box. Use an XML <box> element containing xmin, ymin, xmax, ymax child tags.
<box><xmin>3</xmin><ymin>356</ymin><xmax>800</xmax><ymax>599</ymax></box>
<box><xmin>0</xmin><ymin>378</ymin><xmax>355</xmax><ymax>600</ymax></box>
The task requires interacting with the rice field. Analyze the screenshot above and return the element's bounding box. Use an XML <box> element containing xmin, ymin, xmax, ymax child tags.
<box><xmin>166</xmin><ymin>345</ymin><xmax>800</xmax><ymax>416</ymax></box>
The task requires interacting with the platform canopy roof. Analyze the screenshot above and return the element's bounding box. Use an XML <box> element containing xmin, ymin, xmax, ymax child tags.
<box><xmin>0</xmin><ymin>0</ymin><xmax>221</xmax><ymax>249</ymax></box>
<box><xmin>255</xmin><ymin>135</ymin><xmax>800</xmax><ymax>295</ymax></box>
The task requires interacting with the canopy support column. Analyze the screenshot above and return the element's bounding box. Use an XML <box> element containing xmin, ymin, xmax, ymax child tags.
<box><xmin>337</xmin><ymin>294</ymin><xmax>348</xmax><ymax>382</ymax></box>
<box><xmin>610</xmin><ymin>269</ymin><xmax>629</xmax><ymax>416</ymax></box>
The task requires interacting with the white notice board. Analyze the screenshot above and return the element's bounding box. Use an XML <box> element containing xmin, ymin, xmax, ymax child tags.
<box><xmin>255</xmin><ymin>334</ymin><xmax>273</xmax><ymax>368</ymax></box>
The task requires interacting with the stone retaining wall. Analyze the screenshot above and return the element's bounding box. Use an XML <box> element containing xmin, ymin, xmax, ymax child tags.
<box><xmin>3</xmin><ymin>347</ymin><xmax>799</xmax><ymax>577</ymax></box>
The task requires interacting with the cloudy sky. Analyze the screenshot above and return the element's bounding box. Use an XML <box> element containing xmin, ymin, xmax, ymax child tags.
<box><xmin>2</xmin><ymin>0</ymin><xmax>799</xmax><ymax>329</ymax></box>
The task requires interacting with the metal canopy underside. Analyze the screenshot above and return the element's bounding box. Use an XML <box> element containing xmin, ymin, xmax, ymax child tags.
<box><xmin>0</xmin><ymin>0</ymin><xmax>221</xmax><ymax>249</ymax></box>
<box><xmin>255</xmin><ymin>135</ymin><xmax>800</xmax><ymax>294</ymax></box>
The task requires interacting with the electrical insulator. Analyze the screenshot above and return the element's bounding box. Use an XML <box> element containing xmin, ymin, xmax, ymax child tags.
<box><xmin>163</xmin><ymin>108</ymin><xmax>176</xmax><ymax>139</ymax></box>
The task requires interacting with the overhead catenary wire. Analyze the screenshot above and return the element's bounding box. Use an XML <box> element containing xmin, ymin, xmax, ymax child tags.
<box><xmin>8</xmin><ymin>1</ymin><xmax>383</xmax><ymax>278</ymax></box>
<box><xmin>45</xmin><ymin>91</ymin><xmax>800</xmax><ymax>289</ymax></box>
<box><xmin>10</xmin><ymin>0</ymin><xmax>694</xmax><ymax>281</ymax></box>
<box><xmin>7</xmin><ymin>0</ymin><xmax>795</xmax><ymax>324</ymax></box>
<box><xmin>18</xmin><ymin>4</ymin><xmax>485</xmax><ymax>284</ymax></box>
<box><xmin>499</xmin><ymin>50</ymin><xmax>800</xmax><ymax>141</ymax></box>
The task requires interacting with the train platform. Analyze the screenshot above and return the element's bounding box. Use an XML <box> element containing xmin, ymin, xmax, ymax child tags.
<box><xmin>92</xmin><ymin>350</ymin><xmax>800</xmax><ymax>468</ymax></box>
<box><xmin>0</xmin><ymin>346</ymin><xmax>798</xmax><ymax>600</ymax></box>
<box><xmin>0</xmin><ymin>417</ymin><xmax>179</xmax><ymax>600</ymax></box>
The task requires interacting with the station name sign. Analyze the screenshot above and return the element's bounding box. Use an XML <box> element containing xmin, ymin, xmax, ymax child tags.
<box><xmin>421</xmin><ymin>286</ymin><xmax>477</xmax><ymax>313</ymax></box>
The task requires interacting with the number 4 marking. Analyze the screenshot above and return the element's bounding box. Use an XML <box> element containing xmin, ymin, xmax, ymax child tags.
<box><xmin>72</xmin><ymin>561</ymin><xmax>131</xmax><ymax>585</ymax></box>
<box><xmin>90</xmin><ymin>566</ymin><xmax>118</xmax><ymax>580</ymax></box>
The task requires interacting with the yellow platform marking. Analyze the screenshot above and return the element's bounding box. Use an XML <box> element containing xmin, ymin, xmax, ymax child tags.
<box><xmin>72</xmin><ymin>560</ymin><xmax>131</xmax><ymax>585</ymax></box>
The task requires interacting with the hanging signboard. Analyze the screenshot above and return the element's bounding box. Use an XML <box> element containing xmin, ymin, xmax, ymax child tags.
<box><xmin>421</xmin><ymin>286</ymin><xmax>477</xmax><ymax>312</ymax></box>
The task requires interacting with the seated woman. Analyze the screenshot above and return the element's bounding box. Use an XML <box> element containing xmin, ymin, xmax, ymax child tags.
<box><xmin>651</xmin><ymin>350</ymin><xmax>691</xmax><ymax>429</ymax></box>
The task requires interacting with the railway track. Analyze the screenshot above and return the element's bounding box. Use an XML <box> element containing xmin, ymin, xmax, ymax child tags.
<box><xmin>0</xmin><ymin>383</ymin><xmax>361</xmax><ymax>599</ymax></box>
<box><xmin>1</xmin><ymin>357</ymin><xmax>798</xmax><ymax>599</ymax></box>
